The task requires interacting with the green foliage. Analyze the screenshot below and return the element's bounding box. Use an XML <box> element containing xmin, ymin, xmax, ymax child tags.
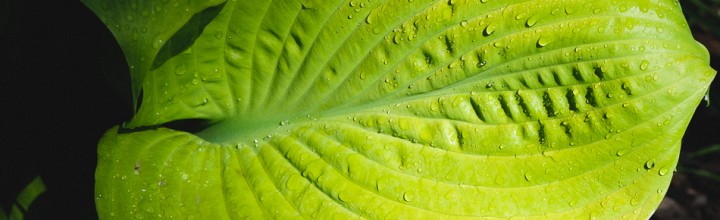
<box><xmin>84</xmin><ymin>0</ymin><xmax>716</xmax><ymax>219</ymax></box>
<box><xmin>681</xmin><ymin>0</ymin><xmax>720</xmax><ymax>38</ymax></box>
<box><xmin>1</xmin><ymin>176</ymin><xmax>46</xmax><ymax>220</ymax></box>
<box><xmin>680</xmin><ymin>144</ymin><xmax>720</xmax><ymax>182</ymax></box>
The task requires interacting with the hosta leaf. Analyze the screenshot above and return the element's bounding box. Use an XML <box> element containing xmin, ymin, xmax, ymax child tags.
<box><xmin>85</xmin><ymin>0</ymin><xmax>716</xmax><ymax>219</ymax></box>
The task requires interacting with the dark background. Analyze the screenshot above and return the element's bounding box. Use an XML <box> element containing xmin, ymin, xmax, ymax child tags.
<box><xmin>0</xmin><ymin>0</ymin><xmax>718</xmax><ymax>219</ymax></box>
<box><xmin>1</xmin><ymin>1</ymin><xmax>130</xmax><ymax>219</ymax></box>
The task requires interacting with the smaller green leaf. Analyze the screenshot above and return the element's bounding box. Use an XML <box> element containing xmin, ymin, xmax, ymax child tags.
<box><xmin>8</xmin><ymin>206</ymin><xmax>21</xmax><ymax>220</ymax></box>
<box><xmin>15</xmin><ymin>176</ymin><xmax>45</xmax><ymax>211</ymax></box>
<box><xmin>681</xmin><ymin>167</ymin><xmax>720</xmax><ymax>182</ymax></box>
<box><xmin>686</xmin><ymin>144</ymin><xmax>720</xmax><ymax>158</ymax></box>
<box><xmin>3</xmin><ymin>176</ymin><xmax>45</xmax><ymax>220</ymax></box>
<box><xmin>0</xmin><ymin>204</ymin><xmax>6</xmax><ymax>220</ymax></box>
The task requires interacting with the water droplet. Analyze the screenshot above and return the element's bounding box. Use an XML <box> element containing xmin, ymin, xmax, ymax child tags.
<box><xmin>524</xmin><ymin>172</ymin><xmax>534</xmax><ymax>182</ymax></box>
<box><xmin>639</xmin><ymin>60</ymin><xmax>649</xmax><ymax>70</ymax></box>
<box><xmin>430</xmin><ymin>102</ymin><xmax>440</xmax><ymax>111</ymax></box>
<box><xmin>658</xmin><ymin>167</ymin><xmax>669</xmax><ymax>176</ymax></box>
<box><xmin>565</xmin><ymin>7</ymin><xmax>575</xmax><ymax>14</ymax></box>
<box><xmin>402</xmin><ymin>192</ymin><xmax>413</xmax><ymax>202</ymax></box>
<box><xmin>537</xmin><ymin>36</ymin><xmax>551</xmax><ymax>47</ymax></box>
<box><xmin>616</xmin><ymin>149</ymin><xmax>627</xmax><ymax>156</ymax></box>
<box><xmin>484</xmin><ymin>24</ymin><xmax>496</xmax><ymax>36</ymax></box>
<box><xmin>365</xmin><ymin>14</ymin><xmax>373</xmax><ymax>24</ymax></box>
<box><xmin>593</xmin><ymin>8</ymin><xmax>601</xmax><ymax>14</ymax></box>
<box><xmin>644</xmin><ymin>159</ymin><xmax>655</xmax><ymax>169</ymax></box>
<box><xmin>134</xmin><ymin>161</ymin><xmax>141</xmax><ymax>175</ymax></box>
<box><xmin>338</xmin><ymin>191</ymin><xmax>351</xmax><ymax>202</ymax></box>
<box><xmin>569</xmin><ymin>199</ymin><xmax>578</xmax><ymax>207</ymax></box>
<box><xmin>477</xmin><ymin>60</ymin><xmax>487</xmax><ymax>68</ymax></box>
<box><xmin>622</xmin><ymin>103</ymin><xmax>630</xmax><ymax>108</ymax></box>
<box><xmin>630</xmin><ymin>198</ymin><xmax>640</xmax><ymax>206</ymax></box>
<box><xmin>526</xmin><ymin>16</ymin><xmax>539</xmax><ymax>27</ymax></box>
<box><xmin>399</xmin><ymin>118</ymin><xmax>410</xmax><ymax>130</ymax></box>
<box><xmin>152</xmin><ymin>38</ymin><xmax>164</xmax><ymax>49</ymax></box>
<box><xmin>460</xmin><ymin>20</ymin><xmax>468</xmax><ymax>27</ymax></box>
<box><xmin>174</xmin><ymin>64</ymin><xmax>187</xmax><ymax>75</ymax></box>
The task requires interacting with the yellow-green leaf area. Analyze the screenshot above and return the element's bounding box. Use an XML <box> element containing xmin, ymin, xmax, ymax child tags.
<box><xmin>86</xmin><ymin>0</ymin><xmax>716</xmax><ymax>219</ymax></box>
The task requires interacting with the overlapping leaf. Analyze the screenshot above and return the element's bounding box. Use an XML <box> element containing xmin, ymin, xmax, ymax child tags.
<box><xmin>84</xmin><ymin>0</ymin><xmax>716</xmax><ymax>219</ymax></box>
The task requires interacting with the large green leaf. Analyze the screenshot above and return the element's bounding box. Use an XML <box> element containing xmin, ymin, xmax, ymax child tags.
<box><xmin>85</xmin><ymin>0</ymin><xmax>716</xmax><ymax>219</ymax></box>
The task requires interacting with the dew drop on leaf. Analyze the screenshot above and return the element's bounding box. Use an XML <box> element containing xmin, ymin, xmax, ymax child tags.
<box><xmin>484</xmin><ymin>24</ymin><xmax>496</xmax><ymax>36</ymax></box>
<box><xmin>630</xmin><ymin>198</ymin><xmax>640</xmax><ymax>206</ymax></box>
<box><xmin>402</xmin><ymin>192</ymin><xmax>413</xmax><ymax>202</ymax></box>
<box><xmin>524</xmin><ymin>172</ymin><xmax>534</xmax><ymax>182</ymax></box>
<box><xmin>565</xmin><ymin>7</ymin><xmax>575</xmax><ymax>14</ymax></box>
<box><xmin>152</xmin><ymin>37</ymin><xmax>164</xmax><ymax>49</ymax></box>
<box><xmin>639</xmin><ymin>60</ymin><xmax>650</xmax><ymax>70</ymax></box>
<box><xmin>338</xmin><ymin>191</ymin><xmax>351</xmax><ymax>202</ymax></box>
<box><xmin>537</xmin><ymin>36</ymin><xmax>551</xmax><ymax>47</ymax></box>
<box><xmin>174</xmin><ymin>64</ymin><xmax>186</xmax><ymax>75</ymax></box>
<box><xmin>525</xmin><ymin>16</ymin><xmax>539</xmax><ymax>27</ymax></box>
<box><xmin>644</xmin><ymin>159</ymin><xmax>655</xmax><ymax>169</ymax></box>
<box><xmin>568</xmin><ymin>199</ymin><xmax>577</xmax><ymax>207</ymax></box>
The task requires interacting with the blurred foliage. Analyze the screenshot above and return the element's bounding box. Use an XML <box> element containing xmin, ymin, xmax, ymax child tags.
<box><xmin>682</xmin><ymin>0</ymin><xmax>720</xmax><ymax>38</ymax></box>
<box><xmin>0</xmin><ymin>176</ymin><xmax>45</xmax><ymax>220</ymax></box>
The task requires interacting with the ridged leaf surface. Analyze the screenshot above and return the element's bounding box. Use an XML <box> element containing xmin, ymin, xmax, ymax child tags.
<box><xmin>84</xmin><ymin>0</ymin><xmax>716</xmax><ymax>219</ymax></box>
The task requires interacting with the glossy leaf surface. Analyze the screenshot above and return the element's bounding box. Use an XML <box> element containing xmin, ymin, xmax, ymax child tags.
<box><xmin>84</xmin><ymin>0</ymin><xmax>716</xmax><ymax>219</ymax></box>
